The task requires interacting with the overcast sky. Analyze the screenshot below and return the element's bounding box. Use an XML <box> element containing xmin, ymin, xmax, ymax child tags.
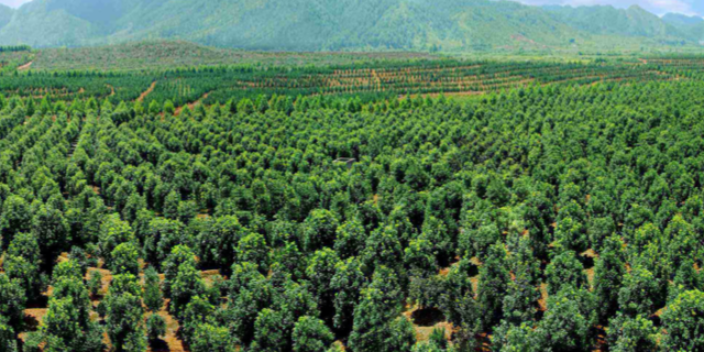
<box><xmin>0</xmin><ymin>0</ymin><xmax>29</xmax><ymax>8</ymax></box>
<box><xmin>513</xmin><ymin>0</ymin><xmax>703</xmax><ymax>16</ymax></box>
<box><xmin>0</xmin><ymin>0</ymin><xmax>701</xmax><ymax>16</ymax></box>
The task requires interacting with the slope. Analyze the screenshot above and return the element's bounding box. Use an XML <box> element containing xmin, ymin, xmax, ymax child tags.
<box><xmin>0</xmin><ymin>0</ymin><xmax>700</xmax><ymax>52</ymax></box>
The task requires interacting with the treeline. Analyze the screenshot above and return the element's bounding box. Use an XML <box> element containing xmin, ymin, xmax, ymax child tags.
<box><xmin>0</xmin><ymin>58</ymin><xmax>680</xmax><ymax>108</ymax></box>
<box><xmin>1</xmin><ymin>79</ymin><xmax>704</xmax><ymax>352</ymax></box>
<box><xmin>0</xmin><ymin>45</ymin><xmax>31</xmax><ymax>53</ymax></box>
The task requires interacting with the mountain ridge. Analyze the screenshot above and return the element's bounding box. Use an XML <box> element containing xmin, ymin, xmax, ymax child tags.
<box><xmin>0</xmin><ymin>0</ymin><xmax>701</xmax><ymax>52</ymax></box>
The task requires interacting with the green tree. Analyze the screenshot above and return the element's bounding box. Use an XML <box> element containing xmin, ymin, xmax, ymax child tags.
<box><xmin>106</xmin><ymin>274</ymin><xmax>146</xmax><ymax>352</ymax></box>
<box><xmin>146</xmin><ymin>314</ymin><xmax>166</xmax><ymax>344</ymax></box>
<box><xmin>0</xmin><ymin>274</ymin><xmax>25</xmax><ymax>330</ymax></box>
<box><xmin>190</xmin><ymin>323</ymin><xmax>235</xmax><ymax>352</ymax></box>
<box><xmin>110</xmin><ymin>242</ymin><xmax>141</xmax><ymax>276</ymax></box>
<box><xmin>661</xmin><ymin>290</ymin><xmax>704</xmax><ymax>351</ymax></box>
<box><xmin>544</xmin><ymin>251</ymin><xmax>586</xmax><ymax>295</ymax></box>
<box><xmin>607</xmin><ymin>314</ymin><xmax>658</xmax><ymax>352</ymax></box>
<box><xmin>143</xmin><ymin>266</ymin><xmax>163</xmax><ymax>312</ymax></box>
<box><xmin>292</xmin><ymin>316</ymin><xmax>334</xmax><ymax>352</ymax></box>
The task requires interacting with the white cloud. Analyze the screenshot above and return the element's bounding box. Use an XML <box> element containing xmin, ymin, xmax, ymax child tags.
<box><xmin>0</xmin><ymin>0</ymin><xmax>32</xmax><ymax>8</ymax></box>
<box><xmin>512</xmin><ymin>0</ymin><xmax>701</xmax><ymax>16</ymax></box>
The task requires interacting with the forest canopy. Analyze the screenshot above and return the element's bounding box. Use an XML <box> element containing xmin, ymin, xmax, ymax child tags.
<box><xmin>0</xmin><ymin>56</ymin><xmax>704</xmax><ymax>352</ymax></box>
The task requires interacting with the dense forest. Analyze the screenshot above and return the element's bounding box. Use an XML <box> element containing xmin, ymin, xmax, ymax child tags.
<box><xmin>0</xmin><ymin>64</ymin><xmax>703</xmax><ymax>352</ymax></box>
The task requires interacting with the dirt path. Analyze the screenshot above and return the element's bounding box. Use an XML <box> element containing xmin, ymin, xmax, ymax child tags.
<box><xmin>137</xmin><ymin>81</ymin><xmax>157</xmax><ymax>102</ymax></box>
<box><xmin>18</xmin><ymin>61</ymin><xmax>33</xmax><ymax>71</ymax></box>
<box><xmin>174</xmin><ymin>92</ymin><xmax>210</xmax><ymax>116</ymax></box>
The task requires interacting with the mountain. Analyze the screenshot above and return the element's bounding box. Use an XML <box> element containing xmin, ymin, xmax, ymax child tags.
<box><xmin>545</xmin><ymin>5</ymin><xmax>689</xmax><ymax>44</ymax></box>
<box><xmin>0</xmin><ymin>0</ymin><xmax>700</xmax><ymax>52</ymax></box>
<box><xmin>0</xmin><ymin>4</ymin><xmax>13</xmax><ymax>29</ymax></box>
<box><xmin>662</xmin><ymin>13</ymin><xmax>704</xmax><ymax>43</ymax></box>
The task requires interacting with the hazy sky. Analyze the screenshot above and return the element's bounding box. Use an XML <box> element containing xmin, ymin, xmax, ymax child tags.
<box><xmin>0</xmin><ymin>0</ymin><xmax>29</xmax><ymax>8</ymax></box>
<box><xmin>0</xmin><ymin>0</ymin><xmax>701</xmax><ymax>16</ymax></box>
<box><xmin>513</xmin><ymin>0</ymin><xmax>703</xmax><ymax>16</ymax></box>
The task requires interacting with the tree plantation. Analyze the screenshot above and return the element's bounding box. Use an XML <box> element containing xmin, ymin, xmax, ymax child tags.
<box><xmin>2</xmin><ymin>57</ymin><xmax>704</xmax><ymax>352</ymax></box>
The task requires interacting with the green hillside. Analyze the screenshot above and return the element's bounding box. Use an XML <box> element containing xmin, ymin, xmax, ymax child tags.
<box><xmin>662</xmin><ymin>13</ymin><xmax>704</xmax><ymax>44</ymax></box>
<box><xmin>0</xmin><ymin>0</ymin><xmax>701</xmax><ymax>52</ymax></box>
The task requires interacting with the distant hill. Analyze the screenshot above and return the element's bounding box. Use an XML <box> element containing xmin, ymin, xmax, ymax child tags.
<box><xmin>0</xmin><ymin>4</ymin><xmax>13</xmax><ymax>29</ymax></box>
<box><xmin>545</xmin><ymin>5</ymin><xmax>688</xmax><ymax>44</ymax></box>
<box><xmin>662</xmin><ymin>13</ymin><xmax>704</xmax><ymax>44</ymax></box>
<box><xmin>0</xmin><ymin>0</ymin><xmax>701</xmax><ymax>52</ymax></box>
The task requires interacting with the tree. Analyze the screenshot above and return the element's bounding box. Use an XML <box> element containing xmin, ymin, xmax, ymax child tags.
<box><xmin>32</xmin><ymin>205</ymin><xmax>70</xmax><ymax>268</ymax></box>
<box><xmin>362</xmin><ymin>226</ymin><xmax>406</xmax><ymax>279</ymax></box>
<box><xmin>0</xmin><ymin>274</ymin><xmax>25</xmax><ymax>331</ymax></box>
<box><xmin>607</xmin><ymin>314</ymin><xmax>658</xmax><ymax>352</ymax></box>
<box><xmin>235</xmin><ymin>233</ymin><xmax>269</xmax><ymax>273</ymax></box>
<box><xmin>334</xmin><ymin>219</ymin><xmax>366</xmax><ymax>259</ymax></box>
<box><xmin>251</xmin><ymin>308</ymin><xmax>288</xmax><ymax>352</ymax></box>
<box><xmin>148</xmin><ymin>100</ymin><xmax>160</xmax><ymax>115</ymax></box>
<box><xmin>534</xmin><ymin>288</ymin><xmax>591</xmax><ymax>352</ymax></box>
<box><xmin>169</xmin><ymin>261</ymin><xmax>207</xmax><ymax>319</ymax></box>
<box><xmin>0</xmin><ymin>196</ymin><xmax>31</xmax><ymax>247</ymax></box>
<box><xmin>3</xmin><ymin>232</ymin><xmax>44</xmax><ymax>301</ymax></box>
<box><xmin>190</xmin><ymin>323</ymin><xmax>235</xmax><ymax>352</ymax></box>
<box><xmin>88</xmin><ymin>270</ymin><xmax>102</xmax><ymax>297</ymax></box>
<box><xmin>292</xmin><ymin>316</ymin><xmax>334</xmax><ymax>352</ymax></box>
<box><xmin>593</xmin><ymin>235</ymin><xmax>626</xmax><ymax>323</ymax></box>
<box><xmin>544</xmin><ymin>251</ymin><xmax>586</xmax><ymax>295</ymax></box>
<box><xmin>110</xmin><ymin>242</ymin><xmax>141</xmax><ymax>276</ymax></box>
<box><xmin>617</xmin><ymin>265</ymin><xmax>660</xmax><ymax>317</ymax></box>
<box><xmin>98</xmin><ymin>214</ymin><xmax>135</xmax><ymax>267</ymax></box>
<box><xmin>143</xmin><ymin>266</ymin><xmax>163</xmax><ymax>312</ymax></box>
<box><xmin>144</xmin><ymin>218</ymin><xmax>187</xmax><ymax>270</ymax></box>
<box><xmin>163</xmin><ymin>100</ymin><xmax>175</xmax><ymax>115</ymax></box>
<box><xmin>146</xmin><ymin>314</ymin><xmax>166</xmax><ymax>344</ymax></box>
<box><xmin>162</xmin><ymin>245</ymin><xmax>197</xmax><ymax>297</ymax></box>
<box><xmin>180</xmin><ymin>295</ymin><xmax>216</xmax><ymax>343</ymax></box>
<box><xmin>331</xmin><ymin>257</ymin><xmax>366</xmax><ymax>334</ymax></box>
<box><xmin>477</xmin><ymin>243</ymin><xmax>511</xmax><ymax>328</ymax></box>
<box><xmin>305</xmin><ymin>248</ymin><xmax>341</xmax><ymax>324</ymax></box>
<box><xmin>661</xmin><ymin>290</ymin><xmax>704</xmax><ymax>351</ymax></box>
<box><xmin>492</xmin><ymin>322</ymin><xmax>540</xmax><ymax>352</ymax></box>
<box><xmin>348</xmin><ymin>274</ymin><xmax>414</xmax><ymax>352</ymax></box>
<box><xmin>197</xmin><ymin>215</ymin><xmax>246</xmax><ymax>270</ymax></box>
<box><xmin>303</xmin><ymin>209</ymin><xmax>339</xmax><ymax>251</ymax></box>
<box><xmin>0</xmin><ymin>317</ymin><xmax>17</xmax><ymax>352</ymax></box>
<box><xmin>106</xmin><ymin>274</ymin><xmax>146</xmax><ymax>352</ymax></box>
